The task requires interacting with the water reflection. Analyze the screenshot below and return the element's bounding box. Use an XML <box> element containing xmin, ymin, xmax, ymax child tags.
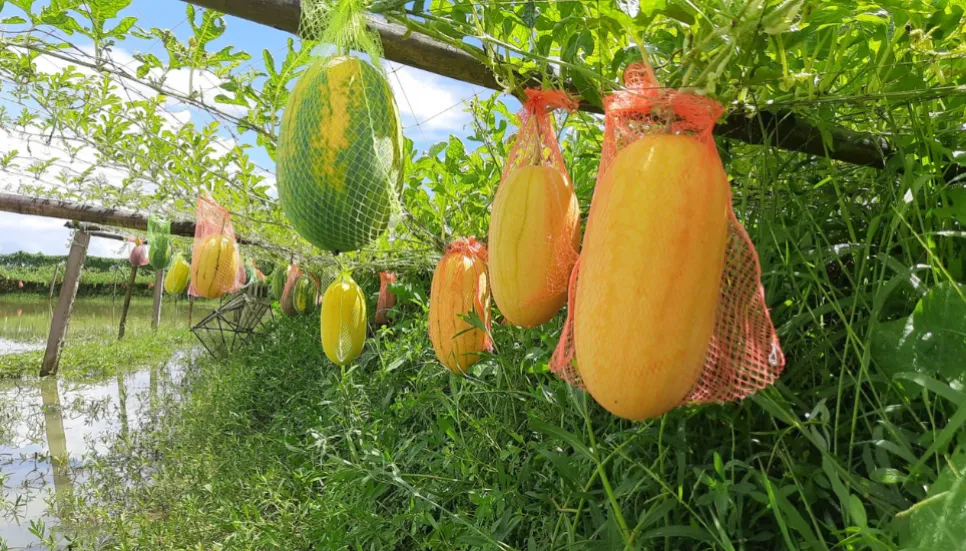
<box><xmin>0</xmin><ymin>352</ymin><xmax>193</xmax><ymax>549</ymax></box>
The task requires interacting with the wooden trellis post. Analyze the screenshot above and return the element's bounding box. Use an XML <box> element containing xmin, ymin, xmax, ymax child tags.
<box><xmin>152</xmin><ymin>269</ymin><xmax>164</xmax><ymax>330</ymax></box>
<box><xmin>41</xmin><ymin>231</ymin><xmax>90</xmax><ymax>377</ymax></box>
<box><xmin>117</xmin><ymin>264</ymin><xmax>138</xmax><ymax>340</ymax></box>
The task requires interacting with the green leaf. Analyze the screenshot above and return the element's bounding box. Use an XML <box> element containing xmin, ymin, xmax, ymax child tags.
<box><xmin>2</xmin><ymin>16</ymin><xmax>27</xmax><ymax>24</ymax></box>
<box><xmin>899</xmin><ymin>451</ymin><xmax>966</xmax><ymax>550</ymax></box>
<box><xmin>528</xmin><ymin>417</ymin><xmax>592</xmax><ymax>460</ymax></box>
<box><xmin>871</xmin><ymin>283</ymin><xmax>966</xmax><ymax>388</ymax></box>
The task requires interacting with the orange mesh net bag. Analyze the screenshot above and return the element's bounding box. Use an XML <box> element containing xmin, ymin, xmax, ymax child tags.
<box><xmin>551</xmin><ymin>62</ymin><xmax>784</xmax><ymax>419</ymax></box>
<box><xmin>489</xmin><ymin>89</ymin><xmax>581</xmax><ymax>328</ymax></box>
<box><xmin>375</xmin><ymin>271</ymin><xmax>397</xmax><ymax>326</ymax></box>
<box><xmin>429</xmin><ymin>238</ymin><xmax>493</xmax><ymax>373</ymax></box>
<box><xmin>280</xmin><ymin>264</ymin><xmax>302</xmax><ymax>317</ymax></box>
<box><xmin>189</xmin><ymin>194</ymin><xmax>242</xmax><ymax>299</ymax></box>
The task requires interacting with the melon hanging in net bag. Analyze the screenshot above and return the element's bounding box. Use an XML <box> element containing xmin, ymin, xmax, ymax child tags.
<box><xmin>488</xmin><ymin>89</ymin><xmax>582</xmax><ymax>328</ymax></box>
<box><xmin>128</xmin><ymin>238</ymin><xmax>148</xmax><ymax>267</ymax></box>
<box><xmin>189</xmin><ymin>194</ymin><xmax>241</xmax><ymax>299</ymax></box>
<box><xmin>375</xmin><ymin>271</ymin><xmax>397</xmax><ymax>326</ymax></box>
<box><xmin>276</xmin><ymin>0</ymin><xmax>404</xmax><ymax>253</ymax></box>
<box><xmin>551</xmin><ymin>62</ymin><xmax>784</xmax><ymax>420</ymax></box>
<box><xmin>280</xmin><ymin>264</ymin><xmax>302</xmax><ymax>317</ymax></box>
<box><xmin>147</xmin><ymin>216</ymin><xmax>172</xmax><ymax>270</ymax></box>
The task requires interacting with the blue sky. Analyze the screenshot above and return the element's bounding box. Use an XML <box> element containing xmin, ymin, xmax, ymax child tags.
<box><xmin>0</xmin><ymin>0</ymin><xmax>499</xmax><ymax>257</ymax></box>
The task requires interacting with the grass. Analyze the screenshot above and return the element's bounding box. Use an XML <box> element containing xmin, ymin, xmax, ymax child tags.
<box><xmin>0</xmin><ymin>328</ymin><xmax>193</xmax><ymax>381</ymax></box>
<box><xmin>62</xmin><ymin>275</ymin><xmax>961</xmax><ymax>551</ymax></box>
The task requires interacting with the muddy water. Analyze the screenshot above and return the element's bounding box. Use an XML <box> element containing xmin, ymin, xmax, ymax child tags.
<box><xmin>0</xmin><ymin>352</ymin><xmax>194</xmax><ymax>549</ymax></box>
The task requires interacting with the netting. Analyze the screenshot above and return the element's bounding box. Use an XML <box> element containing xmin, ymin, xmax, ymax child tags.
<box><xmin>280</xmin><ymin>264</ymin><xmax>302</xmax><ymax>317</ymax></box>
<box><xmin>276</xmin><ymin>0</ymin><xmax>403</xmax><ymax>253</ymax></box>
<box><xmin>321</xmin><ymin>272</ymin><xmax>367</xmax><ymax>366</ymax></box>
<box><xmin>551</xmin><ymin>62</ymin><xmax>784</xmax><ymax>412</ymax></box>
<box><xmin>164</xmin><ymin>253</ymin><xmax>190</xmax><ymax>295</ymax></box>
<box><xmin>147</xmin><ymin>216</ymin><xmax>172</xmax><ymax>270</ymax></box>
<box><xmin>429</xmin><ymin>238</ymin><xmax>493</xmax><ymax>373</ymax></box>
<box><xmin>271</xmin><ymin>264</ymin><xmax>289</xmax><ymax>301</ymax></box>
<box><xmin>294</xmin><ymin>273</ymin><xmax>320</xmax><ymax>315</ymax></box>
<box><xmin>489</xmin><ymin>88</ymin><xmax>581</xmax><ymax>328</ymax></box>
<box><xmin>189</xmin><ymin>194</ymin><xmax>241</xmax><ymax>299</ymax></box>
<box><xmin>128</xmin><ymin>238</ymin><xmax>148</xmax><ymax>267</ymax></box>
<box><xmin>375</xmin><ymin>271</ymin><xmax>397</xmax><ymax>326</ymax></box>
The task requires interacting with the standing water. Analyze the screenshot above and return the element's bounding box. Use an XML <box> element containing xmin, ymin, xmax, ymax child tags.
<box><xmin>0</xmin><ymin>353</ymin><xmax>196</xmax><ymax>549</ymax></box>
<box><xmin>0</xmin><ymin>294</ymin><xmax>211</xmax><ymax>548</ymax></box>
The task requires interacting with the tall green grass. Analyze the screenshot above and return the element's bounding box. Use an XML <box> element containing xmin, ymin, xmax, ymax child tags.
<box><xmin>56</xmin><ymin>119</ymin><xmax>966</xmax><ymax>549</ymax></box>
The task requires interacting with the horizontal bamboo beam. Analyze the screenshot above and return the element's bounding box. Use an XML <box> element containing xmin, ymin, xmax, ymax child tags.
<box><xmin>179</xmin><ymin>0</ymin><xmax>894</xmax><ymax>169</ymax></box>
<box><xmin>0</xmin><ymin>192</ymin><xmax>263</xmax><ymax>246</ymax></box>
<box><xmin>65</xmin><ymin>221</ymin><xmax>135</xmax><ymax>242</ymax></box>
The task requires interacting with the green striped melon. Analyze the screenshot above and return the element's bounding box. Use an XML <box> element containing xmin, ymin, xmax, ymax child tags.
<box><xmin>277</xmin><ymin>56</ymin><xmax>404</xmax><ymax>252</ymax></box>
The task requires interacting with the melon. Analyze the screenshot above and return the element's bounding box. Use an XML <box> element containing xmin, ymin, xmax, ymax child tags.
<box><xmin>164</xmin><ymin>255</ymin><xmax>190</xmax><ymax>294</ymax></box>
<box><xmin>321</xmin><ymin>275</ymin><xmax>367</xmax><ymax>365</ymax></box>
<box><xmin>277</xmin><ymin>56</ymin><xmax>404</xmax><ymax>252</ymax></box>
<box><xmin>191</xmin><ymin>234</ymin><xmax>240</xmax><ymax>299</ymax></box>
<box><xmin>129</xmin><ymin>241</ymin><xmax>148</xmax><ymax>267</ymax></box>
<box><xmin>375</xmin><ymin>271</ymin><xmax>397</xmax><ymax>326</ymax></box>
<box><xmin>574</xmin><ymin>134</ymin><xmax>729</xmax><ymax>421</ymax></box>
<box><xmin>293</xmin><ymin>275</ymin><xmax>319</xmax><ymax>316</ymax></box>
<box><xmin>428</xmin><ymin>238</ymin><xmax>491</xmax><ymax>373</ymax></box>
<box><xmin>271</xmin><ymin>264</ymin><xmax>290</xmax><ymax>301</ymax></box>
<box><xmin>489</xmin><ymin>165</ymin><xmax>580</xmax><ymax>327</ymax></box>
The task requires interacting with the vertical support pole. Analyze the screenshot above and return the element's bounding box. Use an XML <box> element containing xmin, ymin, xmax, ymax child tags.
<box><xmin>117</xmin><ymin>264</ymin><xmax>138</xmax><ymax>340</ymax></box>
<box><xmin>48</xmin><ymin>263</ymin><xmax>60</xmax><ymax>301</ymax></box>
<box><xmin>151</xmin><ymin>269</ymin><xmax>164</xmax><ymax>330</ymax></box>
<box><xmin>41</xmin><ymin>231</ymin><xmax>89</xmax><ymax>377</ymax></box>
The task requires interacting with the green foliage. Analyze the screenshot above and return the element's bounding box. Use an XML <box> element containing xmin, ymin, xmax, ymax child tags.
<box><xmin>0</xmin><ymin>251</ymin><xmax>155</xmax><ymax>293</ymax></box>
<box><xmin>2</xmin><ymin>0</ymin><xmax>966</xmax><ymax>549</ymax></box>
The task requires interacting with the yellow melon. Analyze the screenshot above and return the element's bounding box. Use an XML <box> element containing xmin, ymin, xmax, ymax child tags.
<box><xmin>489</xmin><ymin>165</ymin><xmax>580</xmax><ymax>327</ymax></box>
<box><xmin>321</xmin><ymin>275</ymin><xmax>366</xmax><ymax>366</ymax></box>
<box><xmin>192</xmin><ymin>235</ymin><xmax>240</xmax><ymax>299</ymax></box>
<box><xmin>429</xmin><ymin>239</ymin><xmax>491</xmax><ymax>373</ymax></box>
<box><xmin>574</xmin><ymin>134</ymin><xmax>729</xmax><ymax>421</ymax></box>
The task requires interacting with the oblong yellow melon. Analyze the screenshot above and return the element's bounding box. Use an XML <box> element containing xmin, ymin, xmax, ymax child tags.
<box><xmin>575</xmin><ymin>134</ymin><xmax>729</xmax><ymax>421</ymax></box>
<box><xmin>489</xmin><ymin>165</ymin><xmax>580</xmax><ymax>327</ymax></box>
<box><xmin>321</xmin><ymin>275</ymin><xmax>366</xmax><ymax>366</ymax></box>
<box><xmin>428</xmin><ymin>239</ymin><xmax>491</xmax><ymax>373</ymax></box>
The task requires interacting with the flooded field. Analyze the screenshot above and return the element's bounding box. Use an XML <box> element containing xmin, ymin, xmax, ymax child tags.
<box><xmin>0</xmin><ymin>352</ymin><xmax>195</xmax><ymax>549</ymax></box>
<box><xmin>0</xmin><ymin>294</ymin><xmax>212</xmax><ymax>549</ymax></box>
<box><xmin>0</xmin><ymin>295</ymin><xmax>209</xmax><ymax>353</ymax></box>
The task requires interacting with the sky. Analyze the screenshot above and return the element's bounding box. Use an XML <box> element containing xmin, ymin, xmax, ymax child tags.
<box><xmin>0</xmin><ymin>0</ymin><xmax>495</xmax><ymax>258</ymax></box>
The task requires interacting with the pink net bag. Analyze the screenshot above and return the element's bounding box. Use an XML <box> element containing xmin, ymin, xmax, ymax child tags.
<box><xmin>375</xmin><ymin>271</ymin><xmax>397</xmax><ymax>326</ymax></box>
<box><xmin>280</xmin><ymin>264</ymin><xmax>301</xmax><ymax>317</ymax></box>
<box><xmin>189</xmin><ymin>194</ymin><xmax>242</xmax><ymax>299</ymax></box>
<box><xmin>489</xmin><ymin>89</ymin><xmax>581</xmax><ymax>328</ymax></box>
<box><xmin>128</xmin><ymin>238</ymin><xmax>148</xmax><ymax>267</ymax></box>
<box><xmin>551</xmin><ymin>62</ymin><xmax>784</xmax><ymax>415</ymax></box>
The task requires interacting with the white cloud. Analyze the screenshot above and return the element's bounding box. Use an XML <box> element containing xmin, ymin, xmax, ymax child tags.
<box><xmin>386</xmin><ymin>62</ymin><xmax>482</xmax><ymax>138</ymax></box>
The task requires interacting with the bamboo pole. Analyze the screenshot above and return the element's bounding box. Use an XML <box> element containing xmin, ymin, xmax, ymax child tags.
<box><xmin>117</xmin><ymin>264</ymin><xmax>138</xmax><ymax>340</ymax></box>
<box><xmin>0</xmin><ymin>193</ymin><xmax>265</xmax><ymax>246</ymax></box>
<box><xmin>47</xmin><ymin>263</ymin><xmax>59</xmax><ymax>301</ymax></box>
<box><xmin>152</xmin><ymin>269</ymin><xmax>164</xmax><ymax>330</ymax></box>
<box><xmin>41</xmin><ymin>231</ymin><xmax>90</xmax><ymax>377</ymax></box>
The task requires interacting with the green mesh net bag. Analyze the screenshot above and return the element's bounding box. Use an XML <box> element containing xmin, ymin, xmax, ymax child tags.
<box><xmin>276</xmin><ymin>0</ymin><xmax>404</xmax><ymax>253</ymax></box>
<box><xmin>148</xmin><ymin>216</ymin><xmax>172</xmax><ymax>270</ymax></box>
